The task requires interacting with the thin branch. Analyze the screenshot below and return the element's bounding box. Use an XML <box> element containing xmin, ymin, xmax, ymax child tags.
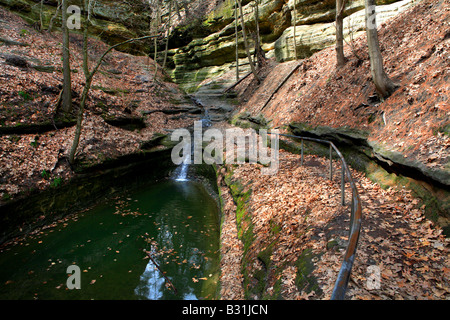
<box><xmin>88</xmin><ymin>35</ymin><xmax>156</xmax><ymax>82</ymax></box>
<box><xmin>144</xmin><ymin>250</ymin><xmax>178</xmax><ymax>295</ymax></box>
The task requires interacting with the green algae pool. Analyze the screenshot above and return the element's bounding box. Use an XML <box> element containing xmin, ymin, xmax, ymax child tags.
<box><xmin>0</xmin><ymin>179</ymin><xmax>220</xmax><ymax>300</ymax></box>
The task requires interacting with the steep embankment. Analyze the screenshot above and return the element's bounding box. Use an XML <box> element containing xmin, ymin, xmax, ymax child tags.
<box><xmin>214</xmin><ymin>0</ymin><xmax>449</xmax><ymax>300</ymax></box>
<box><xmin>0</xmin><ymin>0</ymin><xmax>152</xmax><ymax>54</ymax></box>
<box><xmin>0</xmin><ymin>7</ymin><xmax>201</xmax><ymax>205</ymax></box>
<box><xmin>231</xmin><ymin>0</ymin><xmax>449</xmax><ymax>227</ymax></box>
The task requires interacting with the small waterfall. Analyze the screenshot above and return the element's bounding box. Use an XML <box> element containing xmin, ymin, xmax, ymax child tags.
<box><xmin>174</xmin><ymin>157</ymin><xmax>189</xmax><ymax>182</ymax></box>
<box><xmin>173</xmin><ymin>99</ymin><xmax>211</xmax><ymax>183</ymax></box>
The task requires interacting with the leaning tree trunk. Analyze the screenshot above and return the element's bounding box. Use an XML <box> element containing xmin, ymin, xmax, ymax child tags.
<box><xmin>61</xmin><ymin>0</ymin><xmax>72</xmax><ymax>113</ymax></box>
<box><xmin>48</xmin><ymin>0</ymin><xmax>61</xmax><ymax>33</ymax></box>
<box><xmin>69</xmin><ymin>35</ymin><xmax>154</xmax><ymax>164</ymax></box>
<box><xmin>365</xmin><ymin>0</ymin><xmax>397</xmax><ymax>97</ymax></box>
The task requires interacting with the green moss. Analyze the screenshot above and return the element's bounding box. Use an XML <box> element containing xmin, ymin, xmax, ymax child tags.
<box><xmin>231</xmin><ymin>112</ymin><xmax>271</xmax><ymax>130</ymax></box>
<box><xmin>18</xmin><ymin>90</ymin><xmax>32</xmax><ymax>101</ymax></box>
<box><xmin>295</xmin><ymin>249</ymin><xmax>322</xmax><ymax>295</ymax></box>
<box><xmin>222</xmin><ymin>167</ymin><xmax>258</xmax><ymax>298</ymax></box>
<box><xmin>433</xmin><ymin>123</ymin><xmax>450</xmax><ymax>137</ymax></box>
<box><xmin>92</xmin><ymin>85</ymin><xmax>130</xmax><ymax>96</ymax></box>
<box><xmin>2</xmin><ymin>192</ymin><xmax>11</xmax><ymax>202</ymax></box>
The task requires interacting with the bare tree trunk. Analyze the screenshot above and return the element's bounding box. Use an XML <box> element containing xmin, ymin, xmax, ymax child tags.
<box><xmin>336</xmin><ymin>0</ymin><xmax>347</xmax><ymax>67</ymax></box>
<box><xmin>153</xmin><ymin>0</ymin><xmax>161</xmax><ymax>82</ymax></box>
<box><xmin>365</xmin><ymin>0</ymin><xmax>397</xmax><ymax>97</ymax></box>
<box><xmin>236</xmin><ymin>0</ymin><xmax>260</xmax><ymax>83</ymax></box>
<box><xmin>82</xmin><ymin>0</ymin><xmax>91</xmax><ymax>78</ymax></box>
<box><xmin>162</xmin><ymin>0</ymin><xmax>172</xmax><ymax>69</ymax></box>
<box><xmin>293</xmin><ymin>0</ymin><xmax>297</xmax><ymax>60</ymax></box>
<box><xmin>39</xmin><ymin>0</ymin><xmax>44</xmax><ymax>31</ymax></box>
<box><xmin>69</xmin><ymin>35</ymin><xmax>155</xmax><ymax>164</ymax></box>
<box><xmin>48</xmin><ymin>0</ymin><xmax>61</xmax><ymax>34</ymax></box>
<box><xmin>61</xmin><ymin>0</ymin><xmax>72</xmax><ymax>113</ymax></box>
<box><xmin>253</xmin><ymin>0</ymin><xmax>265</xmax><ymax>69</ymax></box>
<box><xmin>234</xmin><ymin>2</ymin><xmax>239</xmax><ymax>81</ymax></box>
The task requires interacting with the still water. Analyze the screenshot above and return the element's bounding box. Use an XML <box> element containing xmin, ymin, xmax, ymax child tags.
<box><xmin>0</xmin><ymin>180</ymin><xmax>220</xmax><ymax>300</ymax></box>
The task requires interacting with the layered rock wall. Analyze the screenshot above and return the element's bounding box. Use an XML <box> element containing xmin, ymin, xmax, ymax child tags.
<box><xmin>0</xmin><ymin>0</ymin><xmax>419</xmax><ymax>91</ymax></box>
<box><xmin>168</xmin><ymin>0</ymin><xmax>418</xmax><ymax>91</ymax></box>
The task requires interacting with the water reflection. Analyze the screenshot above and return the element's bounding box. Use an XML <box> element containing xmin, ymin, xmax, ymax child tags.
<box><xmin>0</xmin><ymin>180</ymin><xmax>219</xmax><ymax>300</ymax></box>
<box><xmin>134</xmin><ymin>257</ymin><xmax>199</xmax><ymax>300</ymax></box>
<box><xmin>133</xmin><ymin>181</ymin><xmax>212</xmax><ymax>300</ymax></box>
<box><xmin>134</xmin><ymin>260</ymin><xmax>165</xmax><ymax>300</ymax></box>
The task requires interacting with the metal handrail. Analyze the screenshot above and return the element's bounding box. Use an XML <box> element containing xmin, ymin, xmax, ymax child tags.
<box><xmin>268</xmin><ymin>132</ymin><xmax>363</xmax><ymax>300</ymax></box>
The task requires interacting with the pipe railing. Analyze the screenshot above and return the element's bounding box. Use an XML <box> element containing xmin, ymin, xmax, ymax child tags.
<box><xmin>268</xmin><ymin>132</ymin><xmax>363</xmax><ymax>300</ymax></box>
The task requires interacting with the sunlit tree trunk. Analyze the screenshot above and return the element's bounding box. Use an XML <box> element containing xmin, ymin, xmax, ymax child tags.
<box><xmin>236</xmin><ymin>0</ymin><xmax>260</xmax><ymax>83</ymax></box>
<box><xmin>365</xmin><ymin>0</ymin><xmax>397</xmax><ymax>97</ymax></box>
<box><xmin>336</xmin><ymin>0</ymin><xmax>347</xmax><ymax>67</ymax></box>
<box><xmin>253</xmin><ymin>0</ymin><xmax>265</xmax><ymax>69</ymax></box>
<box><xmin>235</xmin><ymin>2</ymin><xmax>239</xmax><ymax>81</ymax></box>
<box><xmin>293</xmin><ymin>0</ymin><xmax>297</xmax><ymax>60</ymax></box>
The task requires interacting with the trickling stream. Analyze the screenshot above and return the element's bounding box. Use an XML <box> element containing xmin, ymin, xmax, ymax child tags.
<box><xmin>0</xmin><ymin>179</ymin><xmax>220</xmax><ymax>300</ymax></box>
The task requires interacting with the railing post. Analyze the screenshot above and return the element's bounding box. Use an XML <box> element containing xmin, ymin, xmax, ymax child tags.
<box><xmin>341</xmin><ymin>161</ymin><xmax>345</xmax><ymax>206</ymax></box>
<box><xmin>329</xmin><ymin>144</ymin><xmax>333</xmax><ymax>180</ymax></box>
<box><xmin>301</xmin><ymin>139</ymin><xmax>304</xmax><ymax>166</ymax></box>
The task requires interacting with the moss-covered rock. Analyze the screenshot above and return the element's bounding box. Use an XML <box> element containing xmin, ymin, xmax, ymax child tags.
<box><xmin>166</xmin><ymin>0</ymin><xmax>415</xmax><ymax>91</ymax></box>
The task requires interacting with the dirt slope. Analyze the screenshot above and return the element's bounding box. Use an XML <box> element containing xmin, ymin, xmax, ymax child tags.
<box><xmin>0</xmin><ymin>7</ymin><xmax>195</xmax><ymax>202</ymax></box>
<box><xmin>235</xmin><ymin>0</ymin><xmax>449</xmax><ymax>176</ymax></box>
